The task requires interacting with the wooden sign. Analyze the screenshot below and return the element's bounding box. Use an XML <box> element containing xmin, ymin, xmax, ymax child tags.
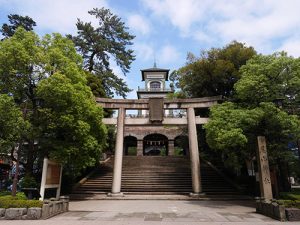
<box><xmin>39</xmin><ymin>158</ymin><xmax>62</xmax><ymax>200</ymax></box>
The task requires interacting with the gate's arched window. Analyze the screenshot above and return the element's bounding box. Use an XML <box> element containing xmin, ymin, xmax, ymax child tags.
<box><xmin>150</xmin><ymin>81</ymin><xmax>161</xmax><ymax>89</ymax></box>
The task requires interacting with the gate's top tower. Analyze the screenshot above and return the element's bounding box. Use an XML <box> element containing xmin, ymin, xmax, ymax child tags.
<box><xmin>137</xmin><ymin>63</ymin><xmax>174</xmax><ymax>99</ymax></box>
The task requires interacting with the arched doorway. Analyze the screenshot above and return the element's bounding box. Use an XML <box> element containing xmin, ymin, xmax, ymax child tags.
<box><xmin>124</xmin><ymin>136</ymin><xmax>137</xmax><ymax>155</ymax></box>
<box><xmin>174</xmin><ymin>135</ymin><xmax>189</xmax><ymax>156</ymax></box>
<box><xmin>143</xmin><ymin>134</ymin><xmax>168</xmax><ymax>156</ymax></box>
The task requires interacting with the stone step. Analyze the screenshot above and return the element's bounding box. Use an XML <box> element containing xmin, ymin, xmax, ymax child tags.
<box><xmin>72</xmin><ymin>156</ymin><xmax>242</xmax><ymax>198</ymax></box>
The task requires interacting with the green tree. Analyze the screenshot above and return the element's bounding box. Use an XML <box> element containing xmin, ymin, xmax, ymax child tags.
<box><xmin>68</xmin><ymin>7</ymin><xmax>135</xmax><ymax>98</ymax></box>
<box><xmin>205</xmin><ymin>52</ymin><xmax>300</xmax><ymax>174</ymax></box>
<box><xmin>205</xmin><ymin>102</ymin><xmax>300</xmax><ymax>168</ymax></box>
<box><xmin>0</xmin><ymin>27</ymin><xmax>106</xmax><ymax>176</ymax></box>
<box><xmin>173</xmin><ymin>41</ymin><xmax>256</xmax><ymax>98</ymax></box>
<box><xmin>0</xmin><ymin>94</ymin><xmax>29</xmax><ymax>196</ymax></box>
<box><xmin>235</xmin><ymin>52</ymin><xmax>300</xmax><ymax>115</ymax></box>
<box><xmin>1</xmin><ymin>14</ymin><xmax>36</xmax><ymax>38</ymax></box>
<box><xmin>0</xmin><ymin>94</ymin><xmax>27</xmax><ymax>152</ymax></box>
<box><xmin>37</xmin><ymin>71</ymin><xmax>107</xmax><ymax>174</ymax></box>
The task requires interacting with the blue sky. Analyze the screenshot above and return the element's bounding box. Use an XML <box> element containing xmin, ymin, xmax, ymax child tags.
<box><xmin>1</xmin><ymin>0</ymin><xmax>300</xmax><ymax>99</ymax></box>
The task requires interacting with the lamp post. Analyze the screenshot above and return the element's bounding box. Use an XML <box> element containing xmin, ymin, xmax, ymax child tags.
<box><xmin>273</xmin><ymin>98</ymin><xmax>284</xmax><ymax>109</ymax></box>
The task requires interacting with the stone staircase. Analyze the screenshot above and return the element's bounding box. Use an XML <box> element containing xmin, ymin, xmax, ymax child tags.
<box><xmin>71</xmin><ymin>156</ymin><xmax>242</xmax><ymax>199</ymax></box>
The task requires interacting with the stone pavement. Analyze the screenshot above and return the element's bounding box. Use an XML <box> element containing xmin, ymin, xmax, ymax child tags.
<box><xmin>1</xmin><ymin>199</ymin><xmax>298</xmax><ymax>224</ymax></box>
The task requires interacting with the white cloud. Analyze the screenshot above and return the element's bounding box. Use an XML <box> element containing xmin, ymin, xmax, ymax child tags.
<box><xmin>193</xmin><ymin>31</ymin><xmax>213</xmax><ymax>44</ymax></box>
<box><xmin>142</xmin><ymin>0</ymin><xmax>204</xmax><ymax>35</ymax></box>
<box><xmin>133</xmin><ymin>43</ymin><xmax>180</xmax><ymax>66</ymax></box>
<box><xmin>159</xmin><ymin>45</ymin><xmax>180</xmax><ymax>64</ymax></box>
<box><xmin>0</xmin><ymin>0</ymin><xmax>108</xmax><ymax>34</ymax></box>
<box><xmin>128</xmin><ymin>14</ymin><xmax>150</xmax><ymax>35</ymax></box>
<box><xmin>133</xmin><ymin>43</ymin><xmax>154</xmax><ymax>62</ymax></box>
<box><xmin>142</xmin><ymin>0</ymin><xmax>300</xmax><ymax>56</ymax></box>
<box><xmin>278</xmin><ymin>38</ymin><xmax>300</xmax><ymax>57</ymax></box>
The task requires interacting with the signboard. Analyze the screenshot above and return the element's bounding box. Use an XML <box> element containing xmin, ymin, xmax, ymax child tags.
<box><xmin>149</xmin><ymin>98</ymin><xmax>164</xmax><ymax>122</ymax></box>
<box><xmin>39</xmin><ymin>158</ymin><xmax>62</xmax><ymax>200</ymax></box>
<box><xmin>147</xmin><ymin>75</ymin><xmax>164</xmax><ymax>79</ymax></box>
<box><xmin>46</xmin><ymin>164</ymin><xmax>61</xmax><ymax>185</ymax></box>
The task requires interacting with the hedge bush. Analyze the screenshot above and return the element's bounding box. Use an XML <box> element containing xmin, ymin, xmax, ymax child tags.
<box><xmin>0</xmin><ymin>199</ymin><xmax>43</xmax><ymax>209</ymax></box>
<box><xmin>0</xmin><ymin>191</ymin><xmax>11</xmax><ymax>197</ymax></box>
<box><xmin>0</xmin><ymin>192</ymin><xmax>43</xmax><ymax>209</ymax></box>
<box><xmin>0</xmin><ymin>192</ymin><xmax>27</xmax><ymax>200</ymax></box>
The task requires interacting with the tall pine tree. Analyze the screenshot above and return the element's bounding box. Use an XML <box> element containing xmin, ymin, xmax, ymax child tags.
<box><xmin>69</xmin><ymin>8</ymin><xmax>135</xmax><ymax>98</ymax></box>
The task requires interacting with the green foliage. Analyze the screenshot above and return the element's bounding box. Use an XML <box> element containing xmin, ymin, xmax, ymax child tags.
<box><xmin>1</xmin><ymin>14</ymin><xmax>36</xmax><ymax>38</ymax></box>
<box><xmin>174</xmin><ymin>41</ymin><xmax>256</xmax><ymax>98</ymax></box>
<box><xmin>0</xmin><ymin>198</ymin><xmax>43</xmax><ymax>208</ymax></box>
<box><xmin>127</xmin><ymin>147</ymin><xmax>137</xmax><ymax>156</ymax></box>
<box><xmin>0</xmin><ymin>191</ymin><xmax>11</xmax><ymax>196</ymax></box>
<box><xmin>167</xmin><ymin>91</ymin><xmax>187</xmax><ymax>99</ymax></box>
<box><xmin>37</xmin><ymin>71</ymin><xmax>107</xmax><ymax>174</ymax></box>
<box><xmin>205</xmin><ymin>102</ymin><xmax>300</xmax><ymax>168</ymax></box>
<box><xmin>0</xmin><ymin>192</ymin><xmax>27</xmax><ymax>200</ymax></box>
<box><xmin>276</xmin><ymin>200</ymin><xmax>300</xmax><ymax>209</ymax></box>
<box><xmin>0</xmin><ymin>28</ymin><xmax>43</xmax><ymax>101</ymax></box>
<box><xmin>19</xmin><ymin>175</ymin><xmax>38</xmax><ymax>188</ymax></box>
<box><xmin>235</xmin><ymin>52</ymin><xmax>300</xmax><ymax>115</ymax></box>
<box><xmin>86</xmin><ymin>73</ymin><xmax>106</xmax><ymax>97</ymax></box>
<box><xmin>69</xmin><ymin>7</ymin><xmax>135</xmax><ymax>98</ymax></box>
<box><xmin>0</xmin><ymin>27</ymin><xmax>107</xmax><ymax>176</ymax></box>
<box><xmin>0</xmin><ymin>94</ymin><xmax>28</xmax><ymax>151</ymax></box>
<box><xmin>279</xmin><ymin>191</ymin><xmax>300</xmax><ymax>201</ymax></box>
<box><xmin>159</xmin><ymin>147</ymin><xmax>167</xmax><ymax>156</ymax></box>
<box><xmin>202</xmin><ymin>49</ymin><xmax>300</xmax><ymax>169</ymax></box>
<box><xmin>205</xmin><ymin>102</ymin><xmax>261</xmax><ymax>167</ymax></box>
<box><xmin>174</xmin><ymin>147</ymin><xmax>184</xmax><ymax>156</ymax></box>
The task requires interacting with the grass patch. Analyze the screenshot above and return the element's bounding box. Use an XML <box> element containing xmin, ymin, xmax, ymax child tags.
<box><xmin>277</xmin><ymin>200</ymin><xmax>300</xmax><ymax>209</ymax></box>
<box><xmin>277</xmin><ymin>191</ymin><xmax>300</xmax><ymax>209</ymax></box>
<box><xmin>279</xmin><ymin>191</ymin><xmax>300</xmax><ymax>201</ymax></box>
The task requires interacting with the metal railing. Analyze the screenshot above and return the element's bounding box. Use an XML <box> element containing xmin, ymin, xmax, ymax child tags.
<box><xmin>137</xmin><ymin>87</ymin><xmax>173</xmax><ymax>92</ymax></box>
<box><xmin>125</xmin><ymin>113</ymin><xmax>187</xmax><ymax>119</ymax></box>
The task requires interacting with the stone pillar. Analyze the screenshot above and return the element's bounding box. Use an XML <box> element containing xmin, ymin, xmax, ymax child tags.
<box><xmin>137</xmin><ymin>140</ymin><xmax>143</xmax><ymax>156</ymax></box>
<box><xmin>109</xmin><ymin>107</ymin><xmax>125</xmax><ymax>196</ymax></box>
<box><xmin>257</xmin><ymin>136</ymin><xmax>273</xmax><ymax>200</ymax></box>
<box><xmin>168</xmin><ymin>140</ymin><xmax>175</xmax><ymax>156</ymax></box>
<box><xmin>187</xmin><ymin>107</ymin><xmax>202</xmax><ymax>195</ymax></box>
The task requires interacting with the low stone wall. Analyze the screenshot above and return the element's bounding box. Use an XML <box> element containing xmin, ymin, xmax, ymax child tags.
<box><xmin>256</xmin><ymin>200</ymin><xmax>286</xmax><ymax>221</ymax></box>
<box><xmin>256</xmin><ymin>199</ymin><xmax>300</xmax><ymax>221</ymax></box>
<box><xmin>285</xmin><ymin>208</ymin><xmax>300</xmax><ymax>221</ymax></box>
<box><xmin>0</xmin><ymin>196</ymin><xmax>69</xmax><ymax>220</ymax></box>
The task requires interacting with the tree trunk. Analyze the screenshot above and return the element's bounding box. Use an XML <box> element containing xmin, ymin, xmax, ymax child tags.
<box><xmin>11</xmin><ymin>143</ymin><xmax>22</xmax><ymax>196</ymax></box>
<box><xmin>88</xmin><ymin>52</ymin><xmax>96</xmax><ymax>72</ymax></box>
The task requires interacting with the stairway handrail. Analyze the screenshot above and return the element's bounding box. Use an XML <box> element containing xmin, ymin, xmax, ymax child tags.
<box><xmin>202</xmin><ymin>159</ymin><xmax>244</xmax><ymax>192</ymax></box>
<box><xmin>72</xmin><ymin>157</ymin><xmax>112</xmax><ymax>191</ymax></box>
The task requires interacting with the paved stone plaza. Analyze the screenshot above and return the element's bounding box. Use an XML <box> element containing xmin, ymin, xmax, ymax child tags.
<box><xmin>49</xmin><ymin>200</ymin><xmax>290</xmax><ymax>224</ymax></box>
<box><xmin>2</xmin><ymin>199</ymin><xmax>298</xmax><ymax>224</ymax></box>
